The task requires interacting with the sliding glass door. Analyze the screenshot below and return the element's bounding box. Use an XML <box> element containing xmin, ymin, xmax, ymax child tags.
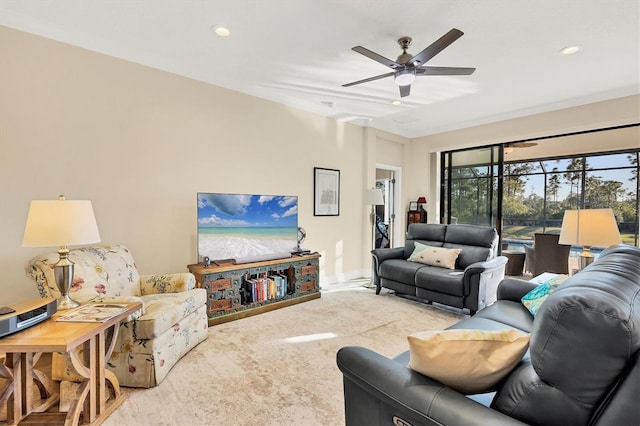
<box><xmin>441</xmin><ymin>146</ymin><xmax>503</xmax><ymax>234</ymax></box>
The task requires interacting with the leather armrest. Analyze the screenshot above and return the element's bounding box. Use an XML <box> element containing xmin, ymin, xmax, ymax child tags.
<box><xmin>371</xmin><ymin>247</ymin><xmax>405</xmax><ymax>263</ymax></box>
<box><xmin>497</xmin><ymin>278</ymin><xmax>538</xmax><ymax>302</ymax></box>
<box><xmin>371</xmin><ymin>247</ymin><xmax>405</xmax><ymax>285</ymax></box>
<box><xmin>462</xmin><ymin>256</ymin><xmax>508</xmax><ymax>310</ymax></box>
<box><xmin>464</xmin><ymin>256</ymin><xmax>508</xmax><ymax>277</ymax></box>
<box><xmin>336</xmin><ymin>346</ymin><xmax>527</xmax><ymax>426</ymax></box>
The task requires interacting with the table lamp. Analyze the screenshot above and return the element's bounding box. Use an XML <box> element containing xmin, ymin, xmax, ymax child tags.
<box><xmin>417</xmin><ymin>196</ymin><xmax>427</xmax><ymax>222</ymax></box>
<box><xmin>417</xmin><ymin>196</ymin><xmax>427</xmax><ymax>210</ymax></box>
<box><xmin>23</xmin><ymin>195</ymin><xmax>101</xmax><ymax>309</ymax></box>
<box><xmin>558</xmin><ymin>208</ymin><xmax>621</xmax><ymax>271</ymax></box>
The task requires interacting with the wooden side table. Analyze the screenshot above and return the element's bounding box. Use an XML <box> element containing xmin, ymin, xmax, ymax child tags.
<box><xmin>0</xmin><ymin>301</ymin><xmax>142</xmax><ymax>425</ymax></box>
<box><xmin>407</xmin><ymin>210</ymin><xmax>427</xmax><ymax>230</ymax></box>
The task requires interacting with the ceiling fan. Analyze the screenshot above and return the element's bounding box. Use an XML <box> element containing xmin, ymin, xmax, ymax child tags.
<box><xmin>343</xmin><ymin>28</ymin><xmax>475</xmax><ymax>98</ymax></box>
<box><xmin>504</xmin><ymin>142</ymin><xmax>538</xmax><ymax>154</ymax></box>
<box><xmin>509</xmin><ymin>142</ymin><xmax>538</xmax><ymax>148</ymax></box>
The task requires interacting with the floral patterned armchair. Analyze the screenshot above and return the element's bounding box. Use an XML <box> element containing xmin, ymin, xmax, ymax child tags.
<box><xmin>26</xmin><ymin>243</ymin><xmax>208</xmax><ymax>388</ymax></box>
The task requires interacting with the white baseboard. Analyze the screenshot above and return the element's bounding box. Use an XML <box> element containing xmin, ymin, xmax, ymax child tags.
<box><xmin>320</xmin><ymin>269</ymin><xmax>372</xmax><ymax>286</ymax></box>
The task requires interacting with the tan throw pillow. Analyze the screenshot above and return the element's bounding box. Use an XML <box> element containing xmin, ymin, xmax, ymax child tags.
<box><xmin>408</xmin><ymin>242</ymin><xmax>462</xmax><ymax>269</ymax></box>
<box><xmin>407</xmin><ymin>329</ymin><xmax>530</xmax><ymax>394</ymax></box>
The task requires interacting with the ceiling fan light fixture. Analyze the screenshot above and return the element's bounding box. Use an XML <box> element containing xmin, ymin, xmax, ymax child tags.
<box><xmin>394</xmin><ymin>69</ymin><xmax>415</xmax><ymax>86</ymax></box>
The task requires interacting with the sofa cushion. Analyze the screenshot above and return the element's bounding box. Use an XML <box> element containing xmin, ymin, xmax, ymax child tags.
<box><xmin>134</xmin><ymin>289</ymin><xmax>207</xmax><ymax>339</ymax></box>
<box><xmin>442</xmin><ymin>244</ymin><xmax>492</xmax><ymax>270</ymax></box>
<box><xmin>403</xmin><ymin>223</ymin><xmax>447</xmax><ymax>258</ymax></box>
<box><xmin>414</xmin><ymin>266</ymin><xmax>465</xmax><ymax>296</ymax></box>
<box><xmin>443</xmin><ymin>224</ymin><xmax>497</xmax><ymax>269</ymax></box>
<box><xmin>380</xmin><ymin>259</ymin><xmax>424</xmax><ymax>283</ymax></box>
<box><xmin>408</xmin><ymin>242</ymin><xmax>462</xmax><ymax>269</ymax></box>
<box><xmin>520</xmin><ymin>274</ymin><xmax>568</xmax><ymax>316</ymax></box>
<box><xmin>407</xmin><ymin>329</ymin><xmax>530</xmax><ymax>394</ymax></box>
<box><xmin>531</xmin><ymin>259</ymin><xmax>640</xmax><ymax>406</ymax></box>
<box><xmin>470</xmin><ymin>300</ymin><xmax>534</xmax><ymax>333</ymax></box>
<box><xmin>444</xmin><ymin>224</ymin><xmax>496</xmax><ymax>248</ymax></box>
<box><xmin>26</xmin><ymin>244</ymin><xmax>142</xmax><ymax>301</ymax></box>
<box><xmin>493</xmin><ymin>245</ymin><xmax>640</xmax><ymax>426</ymax></box>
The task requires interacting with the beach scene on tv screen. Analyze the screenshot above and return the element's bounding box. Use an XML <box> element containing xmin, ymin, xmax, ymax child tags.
<box><xmin>198</xmin><ymin>193</ymin><xmax>298</xmax><ymax>261</ymax></box>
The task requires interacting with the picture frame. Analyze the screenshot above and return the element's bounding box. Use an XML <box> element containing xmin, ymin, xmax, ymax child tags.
<box><xmin>314</xmin><ymin>167</ymin><xmax>340</xmax><ymax>216</ymax></box>
<box><xmin>409</xmin><ymin>201</ymin><xmax>418</xmax><ymax>211</ymax></box>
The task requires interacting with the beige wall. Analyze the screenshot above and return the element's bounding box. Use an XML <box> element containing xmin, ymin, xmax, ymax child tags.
<box><xmin>2</xmin><ymin>25</ymin><xmax>637</xmax><ymax>306</ymax></box>
<box><xmin>0</xmin><ymin>26</ymin><xmax>379</xmax><ymax>305</ymax></box>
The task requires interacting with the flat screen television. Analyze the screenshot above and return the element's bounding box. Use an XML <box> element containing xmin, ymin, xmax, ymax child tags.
<box><xmin>197</xmin><ymin>192</ymin><xmax>298</xmax><ymax>263</ymax></box>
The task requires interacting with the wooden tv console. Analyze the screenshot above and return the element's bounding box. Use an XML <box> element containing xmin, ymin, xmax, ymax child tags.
<box><xmin>188</xmin><ymin>253</ymin><xmax>321</xmax><ymax>326</ymax></box>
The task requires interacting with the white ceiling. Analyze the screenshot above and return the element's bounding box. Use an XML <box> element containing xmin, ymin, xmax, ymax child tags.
<box><xmin>1</xmin><ymin>0</ymin><xmax>639</xmax><ymax>138</ymax></box>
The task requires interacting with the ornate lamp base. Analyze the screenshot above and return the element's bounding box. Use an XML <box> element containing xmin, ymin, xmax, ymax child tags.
<box><xmin>578</xmin><ymin>247</ymin><xmax>595</xmax><ymax>272</ymax></box>
<box><xmin>54</xmin><ymin>248</ymin><xmax>80</xmax><ymax>310</ymax></box>
<box><xmin>56</xmin><ymin>293</ymin><xmax>80</xmax><ymax>310</ymax></box>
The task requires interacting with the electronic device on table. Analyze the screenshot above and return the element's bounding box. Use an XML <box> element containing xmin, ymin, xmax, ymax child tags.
<box><xmin>0</xmin><ymin>298</ymin><xmax>57</xmax><ymax>338</ymax></box>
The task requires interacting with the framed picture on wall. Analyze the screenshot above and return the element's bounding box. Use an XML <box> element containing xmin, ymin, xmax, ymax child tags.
<box><xmin>314</xmin><ymin>167</ymin><xmax>340</xmax><ymax>216</ymax></box>
<box><xmin>409</xmin><ymin>201</ymin><xmax>418</xmax><ymax>211</ymax></box>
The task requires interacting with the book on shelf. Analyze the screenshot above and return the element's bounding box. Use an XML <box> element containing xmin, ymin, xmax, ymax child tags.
<box><xmin>55</xmin><ymin>303</ymin><xmax>129</xmax><ymax>323</ymax></box>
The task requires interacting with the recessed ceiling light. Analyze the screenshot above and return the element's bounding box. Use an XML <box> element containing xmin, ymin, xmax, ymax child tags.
<box><xmin>560</xmin><ymin>45</ymin><xmax>582</xmax><ymax>55</ymax></box>
<box><xmin>211</xmin><ymin>25</ymin><xmax>230</xmax><ymax>37</ymax></box>
<box><xmin>391</xmin><ymin>100</ymin><xmax>401</xmax><ymax>106</ymax></box>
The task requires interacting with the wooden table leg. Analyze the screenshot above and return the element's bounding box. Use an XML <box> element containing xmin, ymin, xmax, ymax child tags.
<box><xmin>0</xmin><ymin>357</ymin><xmax>14</xmax><ymax>409</ymax></box>
<box><xmin>1</xmin><ymin>354</ymin><xmax>18</xmax><ymax>424</ymax></box>
<box><xmin>2</xmin><ymin>353</ymin><xmax>59</xmax><ymax>425</ymax></box>
<box><xmin>4</xmin><ymin>352</ymin><xmax>31</xmax><ymax>424</ymax></box>
<box><xmin>95</xmin><ymin>330</ymin><xmax>106</xmax><ymax>416</ymax></box>
<box><xmin>65</xmin><ymin>324</ymin><xmax>125</xmax><ymax>425</ymax></box>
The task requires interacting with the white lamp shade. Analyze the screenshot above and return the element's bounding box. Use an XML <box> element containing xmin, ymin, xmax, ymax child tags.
<box><xmin>23</xmin><ymin>199</ymin><xmax>101</xmax><ymax>247</ymax></box>
<box><xmin>558</xmin><ymin>208</ymin><xmax>622</xmax><ymax>247</ymax></box>
<box><xmin>363</xmin><ymin>189</ymin><xmax>384</xmax><ymax>206</ymax></box>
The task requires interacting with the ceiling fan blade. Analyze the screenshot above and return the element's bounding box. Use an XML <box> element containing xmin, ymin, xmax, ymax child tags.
<box><xmin>408</xmin><ymin>28</ymin><xmax>464</xmax><ymax>67</ymax></box>
<box><xmin>342</xmin><ymin>72</ymin><xmax>394</xmax><ymax>87</ymax></box>
<box><xmin>416</xmin><ymin>66</ymin><xmax>476</xmax><ymax>76</ymax></box>
<box><xmin>399</xmin><ymin>84</ymin><xmax>411</xmax><ymax>98</ymax></box>
<box><xmin>352</xmin><ymin>46</ymin><xmax>403</xmax><ymax>70</ymax></box>
<box><xmin>511</xmin><ymin>142</ymin><xmax>538</xmax><ymax>148</ymax></box>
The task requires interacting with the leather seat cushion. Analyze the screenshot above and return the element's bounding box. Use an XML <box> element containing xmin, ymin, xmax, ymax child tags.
<box><xmin>414</xmin><ymin>266</ymin><xmax>464</xmax><ymax>296</ymax></box>
<box><xmin>472</xmin><ymin>300</ymin><xmax>534</xmax><ymax>333</ymax></box>
<box><xmin>380</xmin><ymin>259</ymin><xmax>424</xmax><ymax>284</ymax></box>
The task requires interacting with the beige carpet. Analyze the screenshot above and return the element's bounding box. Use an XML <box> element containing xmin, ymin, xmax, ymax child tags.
<box><xmin>3</xmin><ymin>280</ymin><xmax>463</xmax><ymax>426</ymax></box>
<box><xmin>103</xmin><ymin>281</ymin><xmax>463</xmax><ymax>426</ymax></box>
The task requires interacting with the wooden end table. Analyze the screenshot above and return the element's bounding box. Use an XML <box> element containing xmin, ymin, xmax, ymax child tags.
<box><xmin>0</xmin><ymin>301</ymin><xmax>142</xmax><ymax>425</ymax></box>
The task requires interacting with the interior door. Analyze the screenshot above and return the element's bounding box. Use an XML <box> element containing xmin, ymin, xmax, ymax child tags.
<box><xmin>375</xmin><ymin>166</ymin><xmax>399</xmax><ymax>248</ymax></box>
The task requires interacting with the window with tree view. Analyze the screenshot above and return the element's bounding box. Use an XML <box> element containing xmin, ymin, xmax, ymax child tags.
<box><xmin>502</xmin><ymin>151</ymin><xmax>639</xmax><ymax>246</ymax></box>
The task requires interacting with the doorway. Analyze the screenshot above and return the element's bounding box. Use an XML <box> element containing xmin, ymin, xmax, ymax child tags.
<box><xmin>376</xmin><ymin>164</ymin><xmax>402</xmax><ymax>248</ymax></box>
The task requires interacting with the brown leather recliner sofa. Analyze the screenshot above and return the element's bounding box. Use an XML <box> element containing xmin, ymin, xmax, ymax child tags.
<box><xmin>338</xmin><ymin>244</ymin><xmax>640</xmax><ymax>426</ymax></box>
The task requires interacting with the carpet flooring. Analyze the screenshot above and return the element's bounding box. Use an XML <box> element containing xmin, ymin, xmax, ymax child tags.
<box><xmin>3</xmin><ymin>280</ymin><xmax>464</xmax><ymax>426</ymax></box>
